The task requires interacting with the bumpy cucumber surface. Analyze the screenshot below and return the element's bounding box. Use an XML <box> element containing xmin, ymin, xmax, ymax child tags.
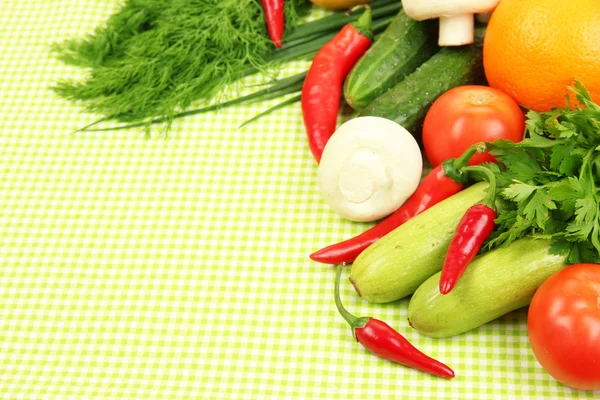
<box><xmin>359</xmin><ymin>37</ymin><xmax>485</xmax><ymax>134</ymax></box>
<box><xmin>343</xmin><ymin>10</ymin><xmax>437</xmax><ymax>111</ymax></box>
<box><xmin>407</xmin><ymin>238</ymin><xmax>567</xmax><ymax>338</ymax></box>
<box><xmin>349</xmin><ymin>182</ymin><xmax>488</xmax><ymax>304</ymax></box>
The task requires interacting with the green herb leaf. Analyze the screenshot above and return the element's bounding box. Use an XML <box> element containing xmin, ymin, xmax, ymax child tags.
<box><xmin>467</xmin><ymin>81</ymin><xmax>600</xmax><ymax>263</ymax></box>
<box><xmin>499</xmin><ymin>150</ymin><xmax>543</xmax><ymax>182</ymax></box>
<box><xmin>502</xmin><ymin>181</ymin><xmax>536</xmax><ymax>203</ymax></box>
<box><xmin>550</xmin><ymin>142</ymin><xmax>574</xmax><ymax>170</ymax></box>
<box><xmin>559</xmin><ymin>154</ymin><xmax>583</xmax><ymax>176</ymax></box>
<box><xmin>548</xmin><ymin>178</ymin><xmax>581</xmax><ymax>201</ymax></box>
<box><xmin>52</xmin><ymin>0</ymin><xmax>311</xmax><ymax>126</ymax></box>
<box><xmin>573</xmin><ymin>197</ymin><xmax>598</xmax><ymax>225</ymax></box>
<box><xmin>523</xmin><ymin>189</ymin><xmax>556</xmax><ymax>228</ymax></box>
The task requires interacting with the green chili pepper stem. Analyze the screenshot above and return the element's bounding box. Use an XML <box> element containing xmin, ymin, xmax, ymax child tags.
<box><xmin>442</xmin><ymin>142</ymin><xmax>489</xmax><ymax>184</ymax></box>
<box><xmin>334</xmin><ymin>264</ymin><xmax>369</xmax><ymax>332</ymax></box>
<box><xmin>350</xmin><ymin>7</ymin><xmax>373</xmax><ymax>41</ymax></box>
<box><xmin>461</xmin><ymin>165</ymin><xmax>498</xmax><ymax>210</ymax></box>
<box><xmin>283</xmin><ymin>0</ymin><xmax>397</xmax><ymax>42</ymax></box>
<box><xmin>453</xmin><ymin>142</ymin><xmax>488</xmax><ymax>170</ymax></box>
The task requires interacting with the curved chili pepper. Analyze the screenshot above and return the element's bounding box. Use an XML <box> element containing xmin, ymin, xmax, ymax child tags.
<box><xmin>439</xmin><ymin>203</ymin><xmax>496</xmax><ymax>294</ymax></box>
<box><xmin>301</xmin><ymin>8</ymin><xmax>373</xmax><ymax>162</ymax></box>
<box><xmin>439</xmin><ymin>163</ymin><xmax>498</xmax><ymax>295</ymax></box>
<box><xmin>262</xmin><ymin>0</ymin><xmax>285</xmax><ymax>48</ymax></box>
<box><xmin>310</xmin><ymin>164</ymin><xmax>464</xmax><ymax>264</ymax></box>
<box><xmin>334</xmin><ymin>264</ymin><xmax>455</xmax><ymax>378</ymax></box>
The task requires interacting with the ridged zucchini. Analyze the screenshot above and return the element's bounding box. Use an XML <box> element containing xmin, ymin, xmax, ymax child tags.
<box><xmin>359</xmin><ymin>30</ymin><xmax>485</xmax><ymax>134</ymax></box>
<box><xmin>349</xmin><ymin>182</ymin><xmax>487</xmax><ymax>304</ymax></box>
<box><xmin>407</xmin><ymin>238</ymin><xmax>567</xmax><ymax>338</ymax></box>
<box><xmin>343</xmin><ymin>10</ymin><xmax>437</xmax><ymax>111</ymax></box>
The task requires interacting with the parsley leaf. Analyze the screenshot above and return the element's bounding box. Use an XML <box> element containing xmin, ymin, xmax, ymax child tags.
<box><xmin>547</xmin><ymin>177</ymin><xmax>581</xmax><ymax>201</ymax></box>
<box><xmin>465</xmin><ymin>81</ymin><xmax>600</xmax><ymax>264</ymax></box>
<box><xmin>522</xmin><ymin>189</ymin><xmax>556</xmax><ymax>228</ymax></box>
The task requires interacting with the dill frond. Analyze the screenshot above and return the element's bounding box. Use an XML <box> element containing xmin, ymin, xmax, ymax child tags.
<box><xmin>53</xmin><ymin>0</ymin><xmax>309</xmax><ymax>125</ymax></box>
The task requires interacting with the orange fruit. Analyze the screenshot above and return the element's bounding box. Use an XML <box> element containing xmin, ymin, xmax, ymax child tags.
<box><xmin>483</xmin><ymin>0</ymin><xmax>600</xmax><ymax>111</ymax></box>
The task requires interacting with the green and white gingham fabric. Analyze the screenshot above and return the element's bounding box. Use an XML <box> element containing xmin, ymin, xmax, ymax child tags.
<box><xmin>0</xmin><ymin>1</ymin><xmax>598</xmax><ymax>399</ymax></box>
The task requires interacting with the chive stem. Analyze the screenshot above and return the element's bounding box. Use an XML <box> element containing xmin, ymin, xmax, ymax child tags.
<box><xmin>284</xmin><ymin>0</ymin><xmax>398</xmax><ymax>41</ymax></box>
<box><xmin>239</xmin><ymin>94</ymin><xmax>302</xmax><ymax>129</ymax></box>
<box><xmin>82</xmin><ymin>73</ymin><xmax>306</xmax><ymax>132</ymax></box>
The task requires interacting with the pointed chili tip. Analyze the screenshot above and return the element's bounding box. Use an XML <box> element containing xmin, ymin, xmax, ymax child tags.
<box><xmin>309</xmin><ymin>251</ymin><xmax>336</xmax><ymax>264</ymax></box>
<box><xmin>437</xmin><ymin>364</ymin><xmax>456</xmax><ymax>379</ymax></box>
<box><xmin>310</xmin><ymin>246</ymin><xmax>350</xmax><ymax>265</ymax></box>
<box><xmin>420</xmin><ymin>350</ymin><xmax>456</xmax><ymax>379</ymax></box>
<box><xmin>309</xmin><ymin>249</ymin><xmax>325</xmax><ymax>263</ymax></box>
<box><xmin>405</xmin><ymin>355</ymin><xmax>456</xmax><ymax>379</ymax></box>
<box><xmin>439</xmin><ymin>281</ymin><xmax>453</xmax><ymax>295</ymax></box>
<box><xmin>419</xmin><ymin>360</ymin><xmax>455</xmax><ymax>379</ymax></box>
<box><xmin>273</xmin><ymin>40</ymin><xmax>282</xmax><ymax>48</ymax></box>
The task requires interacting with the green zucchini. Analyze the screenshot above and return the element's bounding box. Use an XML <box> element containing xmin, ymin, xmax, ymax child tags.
<box><xmin>359</xmin><ymin>32</ymin><xmax>485</xmax><ymax>134</ymax></box>
<box><xmin>343</xmin><ymin>10</ymin><xmax>437</xmax><ymax>111</ymax></box>
<box><xmin>407</xmin><ymin>238</ymin><xmax>567</xmax><ymax>338</ymax></box>
<box><xmin>349</xmin><ymin>182</ymin><xmax>488</xmax><ymax>304</ymax></box>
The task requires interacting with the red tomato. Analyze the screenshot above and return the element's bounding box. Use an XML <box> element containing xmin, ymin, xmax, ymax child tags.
<box><xmin>527</xmin><ymin>264</ymin><xmax>600</xmax><ymax>390</ymax></box>
<box><xmin>422</xmin><ymin>85</ymin><xmax>525</xmax><ymax>167</ymax></box>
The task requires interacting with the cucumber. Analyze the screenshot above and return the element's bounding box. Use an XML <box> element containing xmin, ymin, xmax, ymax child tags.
<box><xmin>359</xmin><ymin>33</ymin><xmax>485</xmax><ymax>134</ymax></box>
<box><xmin>349</xmin><ymin>182</ymin><xmax>488</xmax><ymax>304</ymax></box>
<box><xmin>407</xmin><ymin>238</ymin><xmax>567</xmax><ymax>338</ymax></box>
<box><xmin>343</xmin><ymin>10</ymin><xmax>437</xmax><ymax>111</ymax></box>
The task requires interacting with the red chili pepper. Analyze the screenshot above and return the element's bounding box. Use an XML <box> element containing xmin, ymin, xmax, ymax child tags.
<box><xmin>301</xmin><ymin>8</ymin><xmax>373</xmax><ymax>162</ymax></box>
<box><xmin>262</xmin><ymin>0</ymin><xmax>285</xmax><ymax>48</ymax></box>
<box><xmin>334</xmin><ymin>264</ymin><xmax>455</xmax><ymax>378</ymax></box>
<box><xmin>439</xmin><ymin>204</ymin><xmax>496</xmax><ymax>294</ymax></box>
<box><xmin>310</xmin><ymin>164</ymin><xmax>464</xmax><ymax>264</ymax></box>
<box><xmin>439</xmin><ymin>163</ymin><xmax>498</xmax><ymax>295</ymax></box>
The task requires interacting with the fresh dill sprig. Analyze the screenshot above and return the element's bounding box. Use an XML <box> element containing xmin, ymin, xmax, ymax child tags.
<box><xmin>52</xmin><ymin>0</ymin><xmax>309</xmax><ymax>125</ymax></box>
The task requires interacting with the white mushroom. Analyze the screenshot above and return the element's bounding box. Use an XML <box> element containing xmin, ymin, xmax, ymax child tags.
<box><xmin>317</xmin><ymin>116</ymin><xmax>423</xmax><ymax>223</ymax></box>
<box><xmin>402</xmin><ymin>0</ymin><xmax>500</xmax><ymax>46</ymax></box>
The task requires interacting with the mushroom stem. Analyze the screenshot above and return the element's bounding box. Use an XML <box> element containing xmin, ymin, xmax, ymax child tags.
<box><xmin>476</xmin><ymin>12</ymin><xmax>492</xmax><ymax>24</ymax></box>
<box><xmin>438</xmin><ymin>14</ymin><xmax>474</xmax><ymax>46</ymax></box>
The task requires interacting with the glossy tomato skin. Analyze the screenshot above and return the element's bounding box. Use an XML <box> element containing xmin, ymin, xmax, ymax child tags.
<box><xmin>422</xmin><ymin>85</ymin><xmax>525</xmax><ymax>167</ymax></box>
<box><xmin>527</xmin><ymin>264</ymin><xmax>600</xmax><ymax>390</ymax></box>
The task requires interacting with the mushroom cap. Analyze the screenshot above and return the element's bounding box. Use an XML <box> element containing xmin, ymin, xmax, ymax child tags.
<box><xmin>402</xmin><ymin>0</ymin><xmax>501</xmax><ymax>20</ymax></box>
<box><xmin>317</xmin><ymin>117</ymin><xmax>423</xmax><ymax>222</ymax></box>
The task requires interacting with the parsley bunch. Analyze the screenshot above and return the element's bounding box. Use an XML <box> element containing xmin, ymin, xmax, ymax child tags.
<box><xmin>465</xmin><ymin>82</ymin><xmax>600</xmax><ymax>264</ymax></box>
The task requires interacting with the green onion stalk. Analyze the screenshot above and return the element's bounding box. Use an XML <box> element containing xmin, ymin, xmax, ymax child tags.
<box><xmin>54</xmin><ymin>0</ymin><xmax>402</xmax><ymax>133</ymax></box>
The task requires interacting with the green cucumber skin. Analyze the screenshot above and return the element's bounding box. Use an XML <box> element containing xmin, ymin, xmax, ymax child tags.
<box><xmin>343</xmin><ymin>11</ymin><xmax>437</xmax><ymax>111</ymax></box>
<box><xmin>407</xmin><ymin>238</ymin><xmax>567</xmax><ymax>338</ymax></box>
<box><xmin>349</xmin><ymin>182</ymin><xmax>488</xmax><ymax>304</ymax></box>
<box><xmin>359</xmin><ymin>43</ymin><xmax>485</xmax><ymax>134</ymax></box>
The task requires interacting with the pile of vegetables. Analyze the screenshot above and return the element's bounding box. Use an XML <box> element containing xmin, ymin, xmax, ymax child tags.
<box><xmin>53</xmin><ymin>0</ymin><xmax>600</xmax><ymax>391</ymax></box>
<box><xmin>293</xmin><ymin>1</ymin><xmax>599</xmax><ymax>391</ymax></box>
<box><xmin>331</xmin><ymin>84</ymin><xmax>600</xmax><ymax>388</ymax></box>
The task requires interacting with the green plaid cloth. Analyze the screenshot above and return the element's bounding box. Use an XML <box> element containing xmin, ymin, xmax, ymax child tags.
<box><xmin>0</xmin><ymin>1</ymin><xmax>597</xmax><ymax>399</ymax></box>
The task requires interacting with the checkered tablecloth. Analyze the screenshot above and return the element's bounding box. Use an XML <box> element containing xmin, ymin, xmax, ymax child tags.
<box><xmin>1</xmin><ymin>1</ymin><xmax>598</xmax><ymax>399</ymax></box>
